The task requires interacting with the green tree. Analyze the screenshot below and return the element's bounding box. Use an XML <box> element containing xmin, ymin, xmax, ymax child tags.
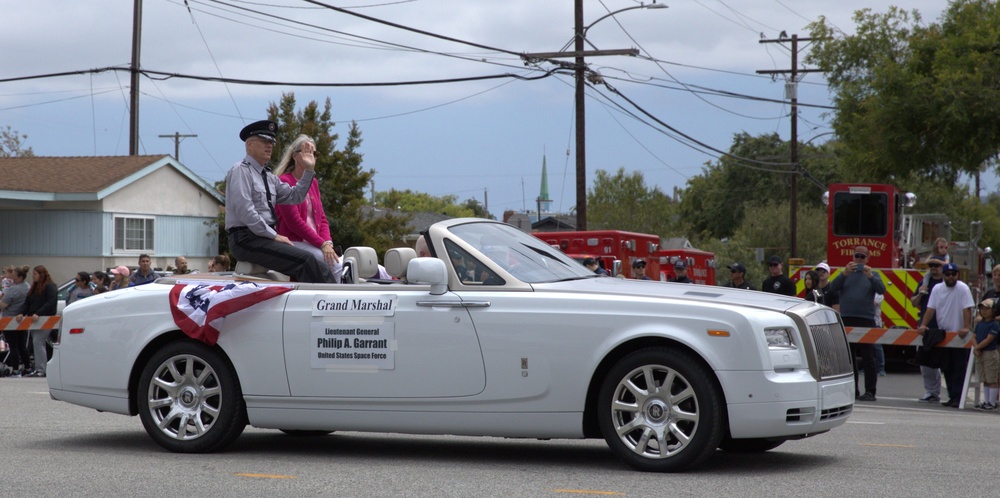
<box><xmin>807</xmin><ymin>1</ymin><xmax>1000</xmax><ymax>183</ymax></box>
<box><xmin>695</xmin><ymin>202</ymin><xmax>827</xmax><ymax>286</ymax></box>
<box><xmin>462</xmin><ymin>197</ymin><xmax>493</xmax><ymax>219</ymax></box>
<box><xmin>678</xmin><ymin>132</ymin><xmax>844</xmax><ymax>240</ymax></box>
<box><xmin>586</xmin><ymin>167</ymin><xmax>678</xmax><ymax>237</ymax></box>
<box><xmin>1</xmin><ymin>125</ymin><xmax>34</xmax><ymax>157</ymax></box>
<box><xmin>374</xmin><ymin>189</ymin><xmax>475</xmax><ymax>218</ymax></box>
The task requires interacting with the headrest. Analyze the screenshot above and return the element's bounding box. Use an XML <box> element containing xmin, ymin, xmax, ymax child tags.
<box><xmin>384</xmin><ymin>247</ymin><xmax>417</xmax><ymax>280</ymax></box>
<box><xmin>342</xmin><ymin>246</ymin><xmax>378</xmax><ymax>282</ymax></box>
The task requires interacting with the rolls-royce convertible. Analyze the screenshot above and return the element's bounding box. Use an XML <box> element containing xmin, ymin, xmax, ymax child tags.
<box><xmin>48</xmin><ymin>218</ymin><xmax>854</xmax><ymax>472</ymax></box>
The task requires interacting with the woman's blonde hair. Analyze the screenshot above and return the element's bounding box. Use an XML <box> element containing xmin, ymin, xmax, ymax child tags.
<box><xmin>272</xmin><ymin>134</ymin><xmax>316</xmax><ymax>177</ymax></box>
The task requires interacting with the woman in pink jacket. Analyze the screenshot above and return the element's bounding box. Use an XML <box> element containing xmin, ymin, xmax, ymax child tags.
<box><xmin>273</xmin><ymin>134</ymin><xmax>341</xmax><ymax>279</ymax></box>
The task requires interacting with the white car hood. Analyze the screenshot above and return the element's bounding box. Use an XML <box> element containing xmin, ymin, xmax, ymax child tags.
<box><xmin>533</xmin><ymin>277</ymin><xmax>808</xmax><ymax>314</ymax></box>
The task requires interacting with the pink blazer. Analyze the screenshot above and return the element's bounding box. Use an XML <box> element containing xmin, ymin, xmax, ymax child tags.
<box><xmin>275</xmin><ymin>172</ymin><xmax>332</xmax><ymax>248</ymax></box>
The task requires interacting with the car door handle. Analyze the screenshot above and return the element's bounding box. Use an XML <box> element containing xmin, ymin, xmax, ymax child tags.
<box><xmin>417</xmin><ymin>300</ymin><xmax>491</xmax><ymax>308</ymax></box>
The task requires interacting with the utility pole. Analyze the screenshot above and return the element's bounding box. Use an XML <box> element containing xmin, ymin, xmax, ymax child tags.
<box><xmin>129</xmin><ymin>0</ymin><xmax>143</xmax><ymax>155</ymax></box>
<box><xmin>522</xmin><ymin>3</ymin><xmax>662</xmax><ymax>231</ymax></box>
<box><xmin>573</xmin><ymin>0</ymin><xmax>586</xmax><ymax>231</ymax></box>
<box><xmin>757</xmin><ymin>34</ymin><xmax>822</xmax><ymax>258</ymax></box>
<box><xmin>158</xmin><ymin>132</ymin><xmax>197</xmax><ymax>160</ymax></box>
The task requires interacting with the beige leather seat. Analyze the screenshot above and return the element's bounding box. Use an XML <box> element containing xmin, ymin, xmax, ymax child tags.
<box><xmin>384</xmin><ymin>247</ymin><xmax>417</xmax><ymax>281</ymax></box>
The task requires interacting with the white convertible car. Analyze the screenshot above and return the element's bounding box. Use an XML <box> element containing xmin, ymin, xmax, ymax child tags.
<box><xmin>48</xmin><ymin>218</ymin><xmax>854</xmax><ymax>472</ymax></box>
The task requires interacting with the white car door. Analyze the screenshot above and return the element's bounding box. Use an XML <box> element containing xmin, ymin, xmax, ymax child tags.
<box><xmin>282</xmin><ymin>285</ymin><xmax>487</xmax><ymax>398</ymax></box>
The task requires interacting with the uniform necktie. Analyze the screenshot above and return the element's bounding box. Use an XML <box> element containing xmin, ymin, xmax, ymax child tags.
<box><xmin>261</xmin><ymin>166</ymin><xmax>276</xmax><ymax>221</ymax></box>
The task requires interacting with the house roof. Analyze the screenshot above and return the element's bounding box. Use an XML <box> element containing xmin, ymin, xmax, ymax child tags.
<box><xmin>0</xmin><ymin>155</ymin><xmax>223</xmax><ymax>203</ymax></box>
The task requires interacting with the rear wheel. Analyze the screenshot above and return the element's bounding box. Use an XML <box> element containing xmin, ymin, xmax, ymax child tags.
<box><xmin>597</xmin><ymin>348</ymin><xmax>724</xmax><ymax>472</ymax></box>
<box><xmin>137</xmin><ymin>340</ymin><xmax>247</xmax><ymax>453</ymax></box>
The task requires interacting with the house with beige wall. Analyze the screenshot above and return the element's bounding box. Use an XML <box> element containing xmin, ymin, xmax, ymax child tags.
<box><xmin>0</xmin><ymin>155</ymin><xmax>223</xmax><ymax>284</ymax></box>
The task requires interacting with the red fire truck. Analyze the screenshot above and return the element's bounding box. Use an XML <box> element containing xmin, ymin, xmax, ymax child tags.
<box><xmin>793</xmin><ymin>183</ymin><xmax>987</xmax><ymax>330</ymax></box>
<box><xmin>532</xmin><ymin>230</ymin><xmax>660</xmax><ymax>279</ymax></box>
<box><xmin>532</xmin><ymin>230</ymin><xmax>716</xmax><ymax>283</ymax></box>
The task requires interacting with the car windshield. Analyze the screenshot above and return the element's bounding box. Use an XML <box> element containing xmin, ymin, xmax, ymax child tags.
<box><xmin>448</xmin><ymin>222</ymin><xmax>594</xmax><ymax>283</ymax></box>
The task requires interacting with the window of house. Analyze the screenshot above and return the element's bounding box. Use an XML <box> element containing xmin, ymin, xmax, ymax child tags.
<box><xmin>114</xmin><ymin>216</ymin><xmax>155</xmax><ymax>252</ymax></box>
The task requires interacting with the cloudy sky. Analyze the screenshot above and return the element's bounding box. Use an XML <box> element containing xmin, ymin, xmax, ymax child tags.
<box><xmin>3</xmin><ymin>0</ymin><xmax>950</xmax><ymax>219</ymax></box>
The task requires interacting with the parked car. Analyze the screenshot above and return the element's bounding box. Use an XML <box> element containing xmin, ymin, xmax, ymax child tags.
<box><xmin>47</xmin><ymin>218</ymin><xmax>854</xmax><ymax>472</ymax></box>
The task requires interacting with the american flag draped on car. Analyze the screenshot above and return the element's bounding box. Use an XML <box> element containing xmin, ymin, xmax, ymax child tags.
<box><xmin>169</xmin><ymin>281</ymin><xmax>293</xmax><ymax>345</ymax></box>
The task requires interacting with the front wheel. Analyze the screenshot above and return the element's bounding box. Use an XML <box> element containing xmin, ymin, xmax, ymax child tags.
<box><xmin>597</xmin><ymin>348</ymin><xmax>724</xmax><ymax>472</ymax></box>
<box><xmin>137</xmin><ymin>340</ymin><xmax>247</xmax><ymax>453</ymax></box>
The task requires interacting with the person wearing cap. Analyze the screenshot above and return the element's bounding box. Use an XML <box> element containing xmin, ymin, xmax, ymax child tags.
<box><xmin>815</xmin><ymin>262</ymin><xmax>839</xmax><ymax>309</ymax></box>
<box><xmin>224</xmin><ymin>120</ymin><xmax>335</xmax><ymax>283</ymax></box>
<box><xmin>828</xmin><ymin>246</ymin><xmax>886</xmax><ymax>401</ymax></box>
<box><xmin>631</xmin><ymin>259</ymin><xmax>651</xmax><ymax>280</ymax></box>
<box><xmin>911</xmin><ymin>254</ymin><xmax>947</xmax><ymax>402</ymax></box>
<box><xmin>971</xmin><ymin>298</ymin><xmax>999</xmax><ymax>410</ymax></box>
<box><xmin>583</xmin><ymin>257</ymin><xmax>608</xmax><ymax>277</ymax></box>
<box><xmin>761</xmin><ymin>256</ymin><xmax>795</xmax><ymax>296</ymax></box>
<box><xmin>109</xmin><ymin>265</ymin><xmax>130</xmax><ymax>291</ymax></box>
<box><xmin>725</xmin><ymin>262</ymin><xmax>754</xmax><ymax>290</ymax></box>
<box><xmin>669</xmin><ymin>260</ymin><xmax>693</xmax><ymax>284</ymax></box>
<box><xmin>917</xmin><ymin>262</ymin><xmax>973</xmax><ymax>407</ymax></box>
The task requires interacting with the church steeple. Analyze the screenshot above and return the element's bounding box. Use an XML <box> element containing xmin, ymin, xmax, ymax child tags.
<box><xmin>538</xmin><ymin>153</ymin><xmax>553</xmax><ymax>215</ymax></box>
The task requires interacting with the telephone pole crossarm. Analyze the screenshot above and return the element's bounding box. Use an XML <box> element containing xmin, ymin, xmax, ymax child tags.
<box><xmin>159</xmin><ymin>132</ymin><xmax>198</xmax><ymax>160</ymax></box>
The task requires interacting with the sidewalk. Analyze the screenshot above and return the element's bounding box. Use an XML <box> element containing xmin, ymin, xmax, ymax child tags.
<box><xmin>858</xmin><ymin>369</ymin><xmax>994</xmax><ymax>411</ymax></box>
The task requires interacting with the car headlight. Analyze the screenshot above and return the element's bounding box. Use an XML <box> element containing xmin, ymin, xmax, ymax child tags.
<box><xmin>764</xmin><ymin>327</ymin><xmax>796</xmax><ymax>350</ymax></box>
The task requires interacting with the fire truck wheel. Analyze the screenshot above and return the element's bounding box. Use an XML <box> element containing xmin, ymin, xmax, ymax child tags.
<box><xmin>597</xmin><ymin>347</ymin><xmax>724</xmax><ymax>472</ymax></box>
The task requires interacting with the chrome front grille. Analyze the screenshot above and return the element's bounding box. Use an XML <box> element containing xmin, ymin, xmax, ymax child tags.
<box><xmin>808</xmin><ymin>321</ymin><xmax>853</xmax><ymax>379</ymax></box>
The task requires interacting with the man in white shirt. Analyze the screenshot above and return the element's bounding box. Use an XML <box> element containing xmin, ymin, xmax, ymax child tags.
<box><xmin>917</xmin><ymin>263</ymin><xmax>974</xmax><ymax>407</ymax></box>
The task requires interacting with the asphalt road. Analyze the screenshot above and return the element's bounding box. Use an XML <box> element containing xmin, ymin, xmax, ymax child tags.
<box><xmin>1</xmin><ymin>372</ymin><xmax>994</xmax><ymax>497</ymax></box>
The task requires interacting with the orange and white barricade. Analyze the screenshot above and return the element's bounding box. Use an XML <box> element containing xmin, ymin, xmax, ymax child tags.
<box><xmin>846</xmin><ymin>327</ymin><xmax>977</xmax><ymax>409</ymax></box>
<box><xmin>0</xmin><ymin>315</ymin><xmax>62</xmax><ymax>331</ymax></box>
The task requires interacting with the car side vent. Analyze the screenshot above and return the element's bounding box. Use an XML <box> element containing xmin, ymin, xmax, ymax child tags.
<box><xmin>785</xmin><ymin>407</ymin><xmax>816</xmax><ymax>423</ymax></box>
<box><xmin>820</xmin><ymin>405</ymin><xmax>853</xmax><ymax>421</ymax></box>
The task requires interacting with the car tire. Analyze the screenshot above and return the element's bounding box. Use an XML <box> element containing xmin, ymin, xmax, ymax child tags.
<box><xmin>137</xmin><ymin>339</ymin><xmax>247</xmax><ymax>453</ymax></box>
<box><xmin>717</xmin><ymin>436</ymin><xmax>785</xmax><ymax>453</ymax></box>
<box><xmin>597</xmin><ymin>347</ymin><xmax>724</xmax><ymax>472</ymax></box>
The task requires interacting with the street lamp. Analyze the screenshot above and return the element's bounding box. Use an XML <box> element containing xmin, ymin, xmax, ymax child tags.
<box><xmin>572</xmin><ymin>1</ymin><xmax>666</xmax><ymax>230</ymax></box>
<box><xmin>581</xmin><ymin>3</ymin><xmax>668</xmax><ymax>42</ymax></box>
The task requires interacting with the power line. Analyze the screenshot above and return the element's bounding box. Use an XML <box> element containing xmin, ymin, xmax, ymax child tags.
<box><xmin>0</xmin><ymin>65</ymin><xmax>559</xmax><ymax>88</ymax></box>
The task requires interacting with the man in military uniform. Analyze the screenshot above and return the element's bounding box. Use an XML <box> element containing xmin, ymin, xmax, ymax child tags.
<box><xmin>224</xmin><ymin>120</ymin><xmax>335</xmax><ymax>283</ymax></box>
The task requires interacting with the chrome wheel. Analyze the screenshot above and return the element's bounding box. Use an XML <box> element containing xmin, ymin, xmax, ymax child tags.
<box><xmin>598</xmin><ymin>348</ymin><xmax>723</xmax><ymax>472</ymax></box>
<box><xmin>146</xmin><ymin>354</ymin><xmax>222</xmax><ymax>441</ymax></box>
<box><xmin>138</xmin><ymin>340</ymin><xmax>246</xmax><ymax>453</ymax></box>
<box><xmin>610</xmin><ymin>364</ymin><xmax>699</xmax><ymax>459</ymax></box>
